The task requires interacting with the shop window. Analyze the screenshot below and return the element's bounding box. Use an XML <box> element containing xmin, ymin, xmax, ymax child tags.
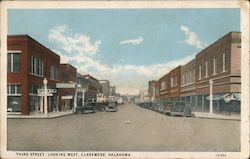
<box><xmin>7</xmin><ymin>84</ymin><xmax>22</xmax><ymax>112</ymax></box>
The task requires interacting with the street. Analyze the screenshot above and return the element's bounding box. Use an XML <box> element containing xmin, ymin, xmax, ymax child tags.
<box><xmin>7</xmin><ymin>102</ymin><xmax>240</xmax><ymax>151</ymax></box>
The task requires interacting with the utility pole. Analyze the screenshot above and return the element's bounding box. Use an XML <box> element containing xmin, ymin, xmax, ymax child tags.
<box><xmin>209</xmin><ymin>79</ymin><xmax>213</xmax><ymax>114</ymax></box>
<box><xmin>43</xmin><ymin>78</ymin><xmax>48</xmax><ymax>115</ymax></box>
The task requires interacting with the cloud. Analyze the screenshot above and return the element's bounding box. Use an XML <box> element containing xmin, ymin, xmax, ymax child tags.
<box><xmin>48</xmin><ymin>25</ymin><xmax>101</xmax><ymax>57</ymax></box>
<box><xmin>49</xmin><ymin>25</ymin><xmax>194</xmax><ymax>95</ymax></box>
<box><xmin>180</xmin><ymin>25</ymin><xmax>207</xmax><ymax>49</ymax></box>
<box><xmin>119</xmin><ymin>37</ymin><xmax>143</xmax><ymax>45</ymax></box>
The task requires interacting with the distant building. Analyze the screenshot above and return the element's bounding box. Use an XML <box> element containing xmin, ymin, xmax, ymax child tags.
<box><xmin>139</xmin><ymin>90</ymin><xmax>149</xmax><ymax>102</ymax></box>
<box><xmin>158</xmin><ymin>73</ymin><xmax>170</xmax><ymax>100</ymax></box>
<box><xmin>99</xmin><ymin>80</ymin><xmax>110</xmax><ymax>97</ymax></box>
<box><xmin>148</xmin><ymin>80</ymin><xmax>157</xmax><ymax>101</ymax></box>
<box><xmin>110</xmin><ymin>86</ymin><xmax>116</xmax><ymax>96</ymax></box>
<box><xmin>57</xmin><ymin>64</ymin><xmax>77</xmax><ymax>111</ymax></box>
<box><xmin>155</xmin><ymin>81</ymin><xmax>160</xmax><ymax>100</ymax></box>
<box><xmin>77</xmin><ymin>74</ymin><xmax>101</xmax><ymax>103</ymax></box>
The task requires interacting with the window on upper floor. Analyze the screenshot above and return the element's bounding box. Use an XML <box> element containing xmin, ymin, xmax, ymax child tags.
<box><xmin>182</xmin><ymin>74</ymin><xmax>185</xmax><ymax>86</ymax></box>
<box><xmin>50</xmin><ymin>65</ymin><xmax>57</xmax><ymax>80</ymax></box>
<box><xmin>7</xmin><ymin>84</ymin><xmax>21</xmax><ymax>95</ymax></box>
<box><xmin>185</xmin><ymin>73</ymin><xmax>188</xmax><ymax>85</ymax></box>
<box><xmin>222</xmin><ymin>53</ymin><xmax>227</xmax><ymax>72</ymax></box>
<box><xmin>189</xmin><ymin>71</ymin><xmax>192</xmax><ymax>83</ymax></box>
<box><xmin>213</xmin><ymin>57</ymin><xmax>216</xmax><ymax>75</ymax></box>
<box><xmin>171</xmin><ymin>76</ymin><xmax>177</xmax><ymax>87</ymax></box>
<box><xmin>193</xmin><ymin>69</ymin><xmax>196</xmax><ymax>82</ymax></box>
<box><xmin>198</xmin><ymin>65</ymin><xmax>202</xmax><ymax>80</ymax></box>
<box><xmin>29</xmin><ymin>56</ymin><xmax>43</xmax><ymax>76</ymax></box>
<box><xmin>161</xmin><ymin>81</ymin><xmax>166</xmax><ymax>89</ymax></box>
<box><xmin>7</xmin><ymin>52</ymin><xmax>21</xmax><ymax>73</ymax></box>
<box><xmin>205</xmin><ymin>60</ymin><xmax>208</xmax><ymax>78</ymax></box>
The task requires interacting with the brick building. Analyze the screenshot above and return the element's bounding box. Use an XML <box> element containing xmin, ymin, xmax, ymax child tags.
<box><xmin>169</xmin><ymin>66</ymin><xmax>181</xmax><ymax>101</ymax></box>
<box><xmin>155</xmin><ymin>81</ymin><xmax>160</xmax><ymax>100</ymax></box>
<box><xmin>109</xmin><ymin>86</ymin><xmax>116</xmax><ymax>96</ymax></box>
<box><xmin>148</xmin><ymin>80</ymin><xmax>157</xmax><ymax>101</ymax></box>
<box><xmin>7</xmin><ymin>35</ymin><xmax>60</xmax><ymax>115</ymax></box>
<box><xmin>139</xmin><ymin>90</ymin><xmax>149</xmax><ymax>102</ymax></box>
<box><xmin>195</xmin><ymin>32</ymin><xmax>241</xmax><ymax>112</ymax></box>
<box><xmin>99</xmin><ymin>80</ymin><xmax>110</xmax><ymax>98</ymax></box>
<box><xmin>77</xmin><ymin>74</ymin><xmax>101</xmax><ymax>104</ymax></box>
<box><xmin>180</xmin><ymin>59</ymin><xmax>196</xmax><ymax>106</ymax></box>
<box><xmin>158</xmin><ymin>73</ymin><xmax>170</xmax><ymax>100</ymax></box>
<box><xmin>83</xmin><ymin>74</ymin><xmax>101</xmax><ymax>102</ymax></box>
<box><xmin>146</xmin><ymin>32</ymin><xmax>241</xmax><ymax>113</ymax></box>
<box><xmin>56</xmin><ymin>64</ymin><xmax>77</xmax><ymax>111</ymax></box>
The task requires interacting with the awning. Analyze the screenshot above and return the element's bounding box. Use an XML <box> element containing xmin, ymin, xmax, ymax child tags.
<box><xmin>206</xmin><ymin>94</ymin><xmax>225</xmax><ymax>100</ymax></box>
<box><xmin>206</xmin><ymin>93</ymin><xmax>241</xmax><ymax>102</ymax></box>
<box><xmin>56</xmin><ymin>83</ymin><xmax>76</xmax><ymax>88</ymax></box>
<box><xmin>61</xmin><ymin>95</ymin><xmax>73</xmax><ymax>100</ymax></box>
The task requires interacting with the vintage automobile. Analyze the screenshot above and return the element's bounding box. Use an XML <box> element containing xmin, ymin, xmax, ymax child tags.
<box><xmin>162</xmin><ymin>101</ymin><xmax>173</xmax><ymax>115</ymax></box>
<box><xmin>169</xmin><ymin>101</ymin><xmax>193</xmax><ymax>117</ymax></box>
<box><xmin>106</xmin><ymin>101</ymin><xmax>118</xmax><ymax>112</ymax></box>
<box><xmin>76</xmin><ymin>102</ymin><xmax>96</xmax><ymax>114</ymax></box>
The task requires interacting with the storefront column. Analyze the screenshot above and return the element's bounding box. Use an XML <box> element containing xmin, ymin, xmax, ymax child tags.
<box><xmin>40</xmin><ymin>96</ymin><xmax>43</xmax><ymax>113</ymax></box>
<box><xmin>201</xmin><ymin>95</ymin><xmax>204</xmax><ymax>110</ymax></box>
<box><xmin>195</xmin><ymin>96</ymin><xmax>198</xmax><ymax>110</ymax></box>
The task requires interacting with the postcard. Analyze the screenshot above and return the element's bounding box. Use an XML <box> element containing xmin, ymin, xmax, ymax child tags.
<box><xmin>0</xmin><ymin>0</ymin><xmax>249</xmax><ymax>159</ymax></box>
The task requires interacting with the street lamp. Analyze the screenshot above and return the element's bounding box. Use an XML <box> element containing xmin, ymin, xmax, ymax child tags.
<box><xmin>209</xmin><ymin>79</ymin><xmax>213</xmax><ymax>114</ymax></box>
<box><xmin>43</xmin><ymin>78</ymin><xmax>48</xmax><ymax>115</ymax></box>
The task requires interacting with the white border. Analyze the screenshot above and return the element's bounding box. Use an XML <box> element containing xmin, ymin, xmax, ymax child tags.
<box><xmin>1</xmin><ymin>1</ymin><xmax>249</xmax><ymax>159</ymax></box>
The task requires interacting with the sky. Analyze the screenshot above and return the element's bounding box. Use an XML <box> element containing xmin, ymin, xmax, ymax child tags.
<box><xmin>8</xmin><ymin>9</ymin><xmax>240</xmax><ymax>95</ymax></box>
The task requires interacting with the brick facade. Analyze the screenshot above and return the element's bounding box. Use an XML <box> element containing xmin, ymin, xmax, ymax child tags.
<box><xmin>180</xmin><ymin>59</ymin><xmax>196</xmax><ymax>97</ymax></box>
<box><xmin>169</xmin><ymin>66</ymin><xmax>181</xmax><ymax>99</ymax></box>
<box><xmin>195</xmin><ymin>32</ymin><xmax>241</xmax><ymax>95</ymax></box>
<box><xmin>7</xmin><ymin>35</ymin><xmax>60</xmax><ymax>115</ymax></box>
<box><xmin>150</xmin><ymin>32</ymin><xmax>241</xmax><ymax>112</ymax></box>
<box><xmin>158</xmin><ymin>73</ymin><xmax>170</xmax><ymax>100</ymax></box>
<box><xmin>58</xmin><ymin>64</ymin><xmax>77</xmax><ymax>111</ymax></box>
<box><xmin>148</xmin><ymin>80</ymin><xmax>156</xmax><ymax>101</ymax></box>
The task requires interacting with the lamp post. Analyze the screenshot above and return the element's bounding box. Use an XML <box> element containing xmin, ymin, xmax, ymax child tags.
<box><xmin>43</xmin><ymin>78</ymin><xmax>48</xmax><ymax>115</ymax></box>
<box><xmin>209</xmin><ymin>79</ymin><xmax>213</xmax><ymax>114</ymax></box>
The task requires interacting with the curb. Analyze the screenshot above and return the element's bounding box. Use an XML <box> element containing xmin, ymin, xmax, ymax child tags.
<box><xmin>194</xmin><ymin>116</ymin><xmax>241</xmax><ymax>121</ymax></box>
<box><xmin>7</xmin><ymin>113</ymin><xmax>73</xmax><ymax>119</ymax></box>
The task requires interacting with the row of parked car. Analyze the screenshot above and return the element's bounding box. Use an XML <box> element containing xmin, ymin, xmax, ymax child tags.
<box><xmin>136</xmin><ymin>101</ymin><xmax>194</xmax><ymax>117</ymax></box>
<box><xmin>75</xmin><ymin>101</ymin><xmax>118</xmax><ymax>114</ymax></box>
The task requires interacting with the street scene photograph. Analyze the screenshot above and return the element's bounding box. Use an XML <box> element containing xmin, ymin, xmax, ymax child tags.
<box><xmin>3</xmin><ymin>4</ymin><xmax>244</xmax><ymax>157</ymax></box>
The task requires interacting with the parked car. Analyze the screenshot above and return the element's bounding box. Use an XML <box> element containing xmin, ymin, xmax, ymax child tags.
<box><xmin>106</xmin><ymin>101</ymin><xmax>118</xmax><ymax>112</ymax></box>
<box><xmin>169</xmin><ymin>101</ymin><xmax>193</xmax><ymax>117</ymax></box>
<box><xmin>151</xmin><ymin>102</ymin><xmax>158</xmax><ymax>111</ymax></box>
<box><xmin>162</xmin><ymin>101</ymin><xmax>173</xmax><ymax>115</ymax></box>
<box><xmin>76</xmin><ymin>102</ymin><xmax>96</xmax><ymax>114</ymax></box>
<box><xmin>157</xmin><ymin>104</ymin><xmax>165</xmax><ymax>113</ymax></box>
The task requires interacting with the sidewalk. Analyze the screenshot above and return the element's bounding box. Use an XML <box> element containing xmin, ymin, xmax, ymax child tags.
<box><xmin>7</xmin><ymin>110</ymin><xmax>74</xmax><ymax>119</ymax></box>
<box><xmin>194</xmin><ymin>111</ymin><xmax>240</xmax><ymax>121</ymax></box>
